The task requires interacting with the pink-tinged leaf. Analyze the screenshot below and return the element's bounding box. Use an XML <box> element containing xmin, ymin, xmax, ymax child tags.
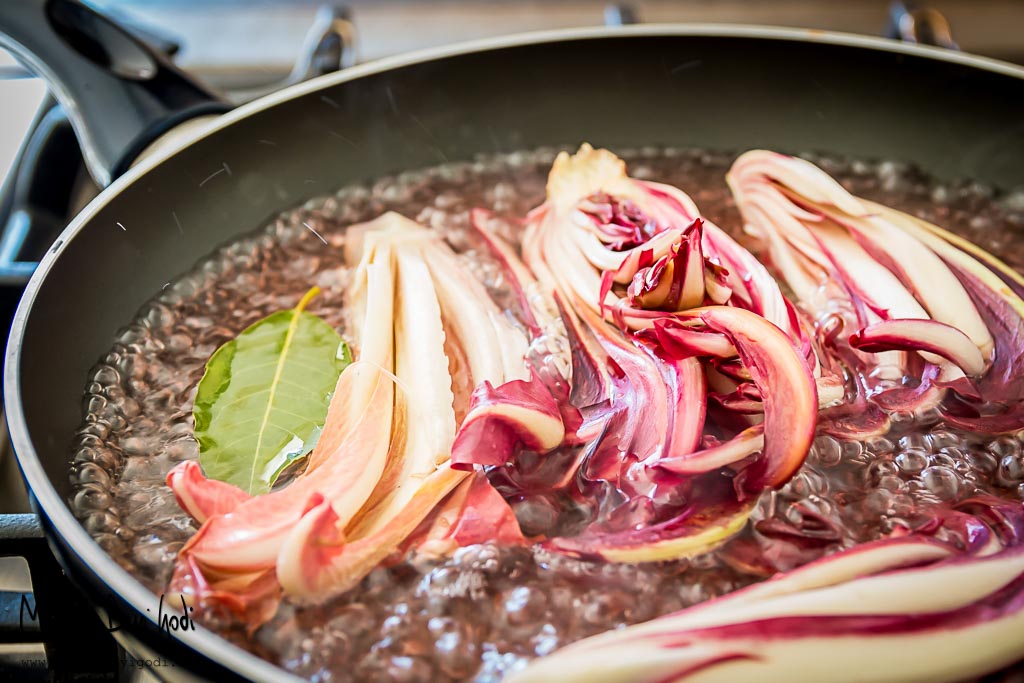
<box><xmin>728</xmin><ymin>150</ymin><xmax>1024</xmax><ymax>435</ymax></box>
<box><xmin>656</xmin><ymin>353</ymin><xmax>707</xmax><ymax>465</ymax></box>
<box><xmin>654</xmin><ymin>425</ymin><xmax>764</xmax><ymax>476</ymax></box>
<box><xmin>552</xmin><ymin>292</ymin><xmax>613</xmax><ymax>413</ymax></box>
<box><xmin>954</xmin><ymin>496</ymin><xmax>1024</xmax><ymax>549</ymax></box>
<box><xmin>850</xmin><ymin>318</ymin><xmax>987</xmax><ymax>377</ymax></box>
<box><xmin>573</xmin><ymin>302</ymin><xmax>684</xmax><ymax>477</ymax></box>
<box><xmin>720</xmin><ymin>511</ymin><xmax>841</xmax><ymax>577</ymax></box>
<box><xmin>544</xmin><ymin>475</ymin><xmax>755</xmax><ymax>563</ymax></box>
<box><xmin>915</xmin><ymin>497</ymin><xmax>1024</xmax><ymax>556</ymax></box>
<box><xmin>636</xmin><ymin>318</ymin><xmax>737</xmax><ymax>360</ymax></box>
<box><xmin>675</xmin><ymin>219</ymin><xmax>707</xmax><ymax>310</ymax></box>
<box><xmin>708</xmin><ymin>387</ymin><xmax>765</xmax><ymax>414</ymax></box>
<box><xmin>169</xmin><ymin>552</ymin><xmax>281</xmax><ymax>635</ymax></box>
<box><xmin>703</xmin><ymin>259</ymin><xmax>734</xmax><ymax>304</ymax></box>
<box><xmin>471</xmin><ymin>208</ymin><xmax>573</xmax><ymax>386</ymax></box>
<box><xmin>698</xmin><ymin>307</ymin><xmax>817</xmax><ymax>494</ymax></box>
<box><xmin>623</xmin><ymin>219</ymin><xmax>731</xmax><ymax>315</ymax></box>
<box><xmin>703</xmin><ymin>220</ymin><xmax>807</xmax><ymax>348</ymax></box>
<box><xmin>579</xmin><ymin>192</ymin><xmax>661</xmax><ymax>251</ymax></box>
<box><xmin>871</xmin><ymin>362</ymin><xmax>945</xmax><ymax>413</ymax></box>
<box><xmin>451</xmin><ymin>376</ymin><xmax>566</xmax><ymax>470</ymax></box>
<box><xmin>815</xmin><ymin>375</ymin><xmax>845</xmax><ymax>408</ymax></box>
<box><xmin>856</xmin><ymin>199</ymin><xmax>1001</xmax><ymax>353</ymax></box>
<box><xmin>567</xmin><ymin>327</ymin><xmax>704</xmax><ymax>497</ymax></box>
<box><xmin>523</xmin><ymin>145</ymin><xmax>837</xmax><ymax>564</ymax></box>
<box><xmin>406</xmin><ymin>473</ymin><xmax>526</xmax><ymax>556</ymax></box>
<box><xmin>166</xmin><ymin>491</ymin><xmax>329</xmax><ymax>627</ymax></box>
<box><xmin>470</xmin><ymin>208</ymin><xmax>542</xmax><ymax>336</ymax></box>
<box><xmin>818</xmin><ymin>399</ymin><xmax>892</xmax><ymax>439</ymax></box>
<box><xmin>804</xmin><ymin>218</ymin><xmax>930</xmax><ymax>322</ymax></box>
<box><xmin>932</xmin><ymin>245</ymin><xmax>1024</xmax><ymax>433</ymax></box>
<box><xmin>276</xmin><ymin>465</ymin><xmax>467</xmax><ymax>601</ymax></box>
<box><xmin>167</xmin><ymin>460</ymin><xmax>251</xmax><ymax>524</ymax></box>
<box><xmin>710</xmin><ymin>357</ymin><xmax>752</xmax><ymax>382</ymax></box>
<box><xmin>627</xmin><ymin>253</ymin><xmax>674</xmax><ymax>309</ymax></box>
<box><xmin>175</xmin><ymin>364</ymin><xmax>395</xmax><ymax>579</ymax></box>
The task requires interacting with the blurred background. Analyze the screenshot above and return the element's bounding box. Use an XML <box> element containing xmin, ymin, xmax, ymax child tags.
<box><xmin>4</xmin><ymin>0</ymin><xmax>1023</xmax><ymax>206</ymax></box>
<box><xmin>65</xmin><ymin>0</ymin><xmax>1024</xmax><ymax>71</ymax></box>
<box><xmin>3</xmin><ymin>0</ymin><xmax>1023</xmax><ymax>215</ymax></box>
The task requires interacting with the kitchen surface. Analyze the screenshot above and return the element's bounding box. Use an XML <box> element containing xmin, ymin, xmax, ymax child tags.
<box><xmin>1</xmin><ymin>1</ymin><xmax>1023</xmax><ymax>682</ymax></box>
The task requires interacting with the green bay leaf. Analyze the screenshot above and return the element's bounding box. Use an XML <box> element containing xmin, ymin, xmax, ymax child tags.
<box><xmin>193</xmin><ymin>287</ymin><xmax>351</xmax><ymax>495</ymax></box>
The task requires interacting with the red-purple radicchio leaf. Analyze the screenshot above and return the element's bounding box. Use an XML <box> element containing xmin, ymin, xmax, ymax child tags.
<box><xmin>699</xmin><ymin>306</ymin><xmax>818</xmax><ymax>495</ymax></box>
<box><xmin>451</xmin><ymin>375</ymin><xmax>566</xmax><ymax>470</ymax></box>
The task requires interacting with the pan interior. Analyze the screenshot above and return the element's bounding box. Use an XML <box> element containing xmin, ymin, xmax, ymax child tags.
<box><xmin>6</xmin><ymin>27</ymin><xmax>1024</xmax><ymax>682</ymax></box>
<box><xmin>70</xmin><ymin>142</ymin><xmax>1024</xmax><ymax>680</ymax></box>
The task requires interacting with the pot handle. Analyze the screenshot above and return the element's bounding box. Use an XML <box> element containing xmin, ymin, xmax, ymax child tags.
<box><xmin>0</xmin><ymin>0</ymin><xmax>230</xmax><ymax>188</ymax></box>
<box><xmin>886</xmin><ymin>2</ymin><xmax>959</xmax><ymax>50</ymax></box>
<box><xmin>0</xmin><ymin>514</ymin><xmax>119</xmax><ymax>680</ymax></box>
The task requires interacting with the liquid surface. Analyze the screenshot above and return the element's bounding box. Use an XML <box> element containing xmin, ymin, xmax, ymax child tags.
<box><xmin>69</xmin><ymin>147</ymin><xmax>1024</xmax><ymax>682</ymax></box>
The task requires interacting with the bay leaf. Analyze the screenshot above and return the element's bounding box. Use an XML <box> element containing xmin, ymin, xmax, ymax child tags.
<box><xmin>194</xmin><ymin>287</ymin><xmax>351</xmax><ymax>495</ymax></box>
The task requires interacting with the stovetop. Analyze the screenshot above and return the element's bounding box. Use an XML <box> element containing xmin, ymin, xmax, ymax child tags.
<box><xmin>1</xmin><ymin>2</ymin><xmax>1023</xmax><ymax>682</ymax></box>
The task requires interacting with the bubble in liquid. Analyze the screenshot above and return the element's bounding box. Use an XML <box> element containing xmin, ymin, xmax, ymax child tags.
<box><xmin>998</xmin><ymin>455</ymin><xmax>1024</xmax><ymax>486</ymax></box>
<box><xmin>430</xmin><ymin>617</ymin><xmax>479</xmax><ymax>679</ymax></box>
<box><xmin>502</xmin><ymin>586</ymin><xmax>546</xmax><ymax>628</ymax></box>
<box><xmin>862</xmin><ymin>489</ymin><xmax>893</xmax><ymax>517</ymax></box>
<box><xmin>921</xmin><ymin>466</ymin><xmax>960</xmax><ymax>501</ymax></box>
<box><xmin>967</xmin><ymin>449</ymin><xmax>998</xmax><ymax>476</ymax></box>
<box><xmin>866</xmin><ymin>436</ymin><xmax>895</xmax><ymax>455</ymax></box>
<box><xmin>896</xmin><ymin>449</ymin><xmax>929</xmax><ymax>475</ymax></box>
<box><xmin>812</xmin><ymin>436</ymin><xmax>843</xmax><ymax>467</ymax></box>
<box><xmin>66</xmin><ymin>147</ymin><xmax>1024</xmax><ymax>682</ymax></box>
<box><xmin>581</xmin><ymin>591</ymin><xmax>625</xmax><ymax>626</ymax></box>
<box><xmin>991</xmin><ymin>436</ymin><xmax>1022</xmax><ymax>459</ymax></box>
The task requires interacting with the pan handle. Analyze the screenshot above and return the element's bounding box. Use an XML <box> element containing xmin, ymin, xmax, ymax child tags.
<box><xmin>886</xmin><ymin>2</ymin><xmax>959</xmax><ymax>50</ymax></box>
<box><xmin>0</xmin><ymin>0</ymin><xmax>230</xmax><ymax>188</ymax></box>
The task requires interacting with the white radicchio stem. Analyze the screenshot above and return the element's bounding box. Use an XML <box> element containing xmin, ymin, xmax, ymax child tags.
<box><xmin>728</xmin><ymin>150</ymin><xmax>1024</xmax><ymax>435</ymax></box>
<box><xmin>509</xmin><ymin>526</ymin><xmax>1024</xmax><ymax>683</ymax></box>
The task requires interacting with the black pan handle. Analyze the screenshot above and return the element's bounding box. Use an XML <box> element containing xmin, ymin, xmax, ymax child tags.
<box><xmin>0</xmin><ymin>0</ymin><xmax>230</xmax><ymax>188</ymax></box>
<box><xmin>0</xmin><ymin>97</ymin><xmax>81</xmax><ymax>288</ymax></box>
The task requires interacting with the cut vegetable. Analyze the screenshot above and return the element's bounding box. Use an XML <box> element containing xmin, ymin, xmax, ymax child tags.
<box><xmin>522</xmin><ymin>145</ymin><xmax>820</xmax><ymax>561</ymax></box>
<box><xmin>728</xmin><ymin>150</ymin><xmax>1023</xmax><ymax>433</ymax></box>
<box><xmin>171</xmin><ymin>211</ymin><xmax>543</xmax><ymax>614</ymax></box>
<box><xmin>510</xmin><ymin>512</ymin><xmax>1024</xmax><ymax>683</ymax></box>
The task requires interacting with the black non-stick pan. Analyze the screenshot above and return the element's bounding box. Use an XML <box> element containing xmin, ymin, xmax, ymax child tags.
<box><xmin>2</xmin><ymin>0</ymin><xmax>1023</xmax><ymax>680</ymax></box>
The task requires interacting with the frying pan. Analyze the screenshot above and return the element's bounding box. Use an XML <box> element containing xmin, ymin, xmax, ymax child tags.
<box><xmin>2</xmin><ymin>0</ymin><xmax>1024</xmax><ymax>681</ymax></box>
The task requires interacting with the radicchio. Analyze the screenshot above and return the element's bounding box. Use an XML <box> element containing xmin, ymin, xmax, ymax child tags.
<box><xmin>727</xmin><ymin>150</ymin><xmax>1023</xmax><ymax>435</ymax></box>
<box><xmin>520</xmin><ymin>145</ymin><xmax>820</xmax><ymax>561</ymax></box>
<box><xmin>509</xmin><ymin>502</ymin><xmax>1024</xmax><ymax>683</ymax></box>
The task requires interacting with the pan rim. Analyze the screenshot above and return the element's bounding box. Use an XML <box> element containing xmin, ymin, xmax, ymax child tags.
<box><xmin>5</xmin><ymin>23</ymin><xmax>1024</xmax><ymax>681</ymax></box>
